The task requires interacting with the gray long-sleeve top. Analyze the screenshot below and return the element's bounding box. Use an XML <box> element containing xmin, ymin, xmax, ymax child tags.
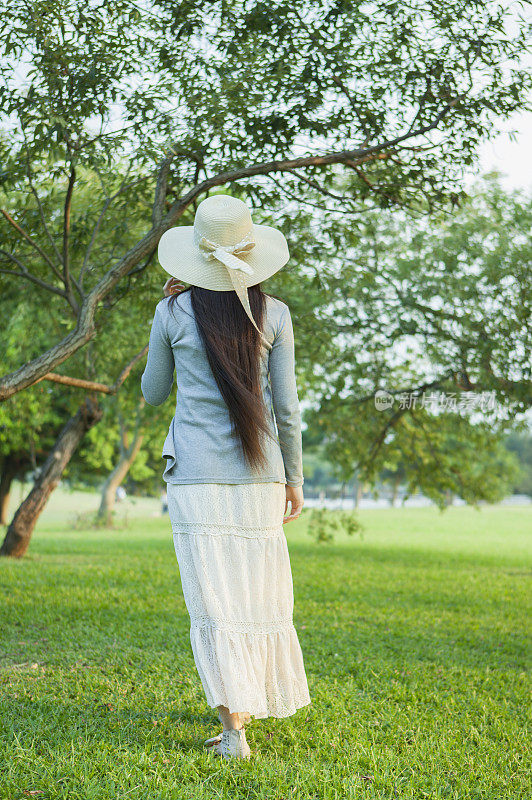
<box><xmin>140</xmin><ymin>292</ymin><xmax>304</xmax><ymax>487</ymax></box>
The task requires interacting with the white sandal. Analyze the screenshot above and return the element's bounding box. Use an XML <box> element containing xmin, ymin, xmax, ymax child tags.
<box><xmin>203</xmin><ymin>712</ymin><xmax>251</xmax><ymax>749</ymax></box>
<box><xmin>203</xmin><ymin>731</ymin><xmax>223</xmax><ymax>748</ymax></box>
<box><xmin>207</xmin><ymin>727</ymin><xmax>251</xmax><ymax>760</ymax></box>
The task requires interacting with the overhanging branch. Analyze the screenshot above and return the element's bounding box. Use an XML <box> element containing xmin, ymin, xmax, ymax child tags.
<box><xmin>0</xmin><ymin>102</ymin><xmax>458</xmax><ymax>402</ymax></box>
<box><xmin>39</xmin><ymin>344</ymin><xmax>149</xmax><ymax>395</ymax></box>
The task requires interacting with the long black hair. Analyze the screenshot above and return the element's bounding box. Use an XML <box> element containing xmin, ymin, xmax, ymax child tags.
<box><xmin>169</xmin><ymin>284</ymin><xmax>273</xmax><ymax>469</ymax></box>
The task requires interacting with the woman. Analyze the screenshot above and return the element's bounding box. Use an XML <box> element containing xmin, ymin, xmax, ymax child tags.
<box><xmin>141</xmin><ymin>194</ymin><xmax>311</xmax><ymax>760</ymax></box>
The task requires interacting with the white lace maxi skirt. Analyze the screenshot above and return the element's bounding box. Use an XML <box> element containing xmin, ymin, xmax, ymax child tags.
<box><xmin>167</xmin><ymin>481</ymin><xmax>311</xmax><ymax>719</ymax></box>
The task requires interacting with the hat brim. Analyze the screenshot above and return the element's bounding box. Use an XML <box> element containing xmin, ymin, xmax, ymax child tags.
<box><xmin>157</xmin><ymin>223</ymin><xmax>289</xmax><ymax>290</ymax></box>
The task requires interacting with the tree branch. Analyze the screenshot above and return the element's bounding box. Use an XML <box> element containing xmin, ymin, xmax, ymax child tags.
<box><xmin>118</xmin><ymin>409</ymin><xmax>128</xmax><ymax>457</ymax></box>
<box><xmin>62</xmin><ymin>165</ymin><xmax>80</xmax><ymax>312</ymax></box>
<box><xmin>0</xmin><ymin>264</ymin><xmax>68</xmax><ymax>299</ymax></box>
<box><xmin>0</xmin><ymin>209</ymin><xmax>60</xmax><ymax>276</ymax></box>
<box><xmin>22</xmin><ymin>145</ymin><xmax>64</xmax><ymax>271</ymax></box>
<box><xmin>165</xmin><ymin>104</ymin><xmax>458</xmax><ymax>219</ymax></box>
<box><xmin>113</xmin><ymin>344</ymin><xmax>149</xmax><ymax>391</ymax></box>
<box><xmin>152</xmin><ymin>152</ymin><xmax>174</xmax><ymax>227</ymax></box>
<box><xmin>0</xmin><ymin>104</ymin><xmax>458</xmax><ymax>402</ymax></box>
<box><xmin>0</xmin><ymin>247</ymin><xmax>69</xmax><ymax>298</ymax></box>
<box><xmin>347</xmin><ymin>161</ymin><xmax>412</xmax><ymax>210</ymax></box>
<box><xmin>79</xmin><ymin>172</ymin><xmax>154</xmax><ymax>290</ymax></box>
<box><xmin>42</xmin><ymin>374</ymin><xmax>115</xmax><ymax>394</ymax></box>
<box><xmin>40</xmin><ymin>344</ymin><xmax>149</xmax><ymax>395</ymax></box>
<box><xmin>360</xmin><ymin>375</ymin><xmax>454</xmax><ymax>469</ymax></box>
<box><xmin>288</xmin><ymin>151</ymin><xmax>393</xmax><ymax>203</ymax></box>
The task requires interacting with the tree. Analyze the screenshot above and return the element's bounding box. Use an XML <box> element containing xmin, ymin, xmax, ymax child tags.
<box><xmin>0</xmin><ymin>288</ymin><xmax>80</xmax><ymax>525</ymax></box>
<box><xmin>380</xmin><ymin>462</ymin><xmax>407</xmax><ymax>507</ymax></box>
<box><xmin>0</xmin><ymin>162</ymin><xmax>155</xmax><ymax>554</ymax></box>
<box><xmin>301</xmin><ymin>177</ymin><xmax>531</xmax><ymax>505</ymax></box>
<box><xmin>0</xmin><ymin>339</ymin><xmax>147</xmax><ymax>556</ymax></box>
<box><xmin>96</xmin><ymin>399</ymin><xmax>145</xmax><ymax>523</ymax></box>
<box><xmin>0</xmin><ymin>272</ymin><xmax>149</xmax><ymax>556</ymax></box>
<box><xmin>505</xmin><ymin>431</ymin><xmax>532</xmax><ymax>497</ymax></box>
<box><xmin>0</xmin><ymin>397</ymin><xmax>103</xmax><ymax>556</ymax></box>
<box><xmin>74</xmin><ymin>391</ymin><xmax>174</xmax><ymax>499</ymax></box>
<box><xmin>1</xmin><ymin>1</ymin><xmax>529</xmax><ymax>399</ymax></box>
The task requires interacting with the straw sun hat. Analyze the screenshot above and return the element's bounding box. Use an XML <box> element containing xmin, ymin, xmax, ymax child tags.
<box><xmin>157</xmin><ymin>194</ymin><xmax>290</xmax><ymax>350</ymax></box>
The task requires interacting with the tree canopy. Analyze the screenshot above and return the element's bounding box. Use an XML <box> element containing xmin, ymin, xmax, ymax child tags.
<box><xmin>1</xmin><ymin>0</ymin><xmax>529</xmax><ymax>397</ymax></box>
<box><xmin>302</xmin><ymin>175</ymin><xmax>531</xmax><ymax>502</ymax></box>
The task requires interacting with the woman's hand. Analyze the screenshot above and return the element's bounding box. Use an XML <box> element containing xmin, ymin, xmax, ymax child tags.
<box><xmin>283</xmin><ymin>485</ymin><xmax>304</xmax><ymax>524</ymax></box>
<box><xmin>163</xmin><ymin>278</ymin><xmax>185</xmax><ymax>297</ymax></box>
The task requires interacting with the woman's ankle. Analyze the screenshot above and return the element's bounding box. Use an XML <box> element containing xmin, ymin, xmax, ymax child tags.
<box><xmin>217</xmin><ymin>704</ymin><xmax>246</xmax><ymax>731</ymax></box>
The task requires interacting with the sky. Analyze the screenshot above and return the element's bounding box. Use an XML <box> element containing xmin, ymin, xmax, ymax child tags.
<box><xmin>474</xmin><ymin>109</ymin><xmax>532</xmax><ymax>192</ymax></box>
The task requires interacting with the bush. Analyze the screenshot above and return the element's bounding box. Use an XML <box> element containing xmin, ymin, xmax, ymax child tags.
<box><xmin>306</xmin><ymin>508</ymin><xmax>363</xmax><ymax>543</ymax></box>
<box><xmin>69</xmin><ymin>509</ymin><xmax>130</xmax><ymax>531</ymax></box>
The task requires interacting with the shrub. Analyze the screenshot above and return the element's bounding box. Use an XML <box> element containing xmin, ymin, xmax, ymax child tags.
<box><xmin>306</xmin><ymin>508</ymin><xmax>363</xmax><ymax>543</ymax></box>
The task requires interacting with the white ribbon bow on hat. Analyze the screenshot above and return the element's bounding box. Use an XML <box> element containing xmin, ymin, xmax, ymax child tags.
<box><xmin>197</xmin><ymin>232</ymin><xmax>256</xmax><ymax>275</ymax></box>
<box><xmin>195</xmin><ymin>231</ymin><xmax>272</xmax><ymax>351</ymax></box>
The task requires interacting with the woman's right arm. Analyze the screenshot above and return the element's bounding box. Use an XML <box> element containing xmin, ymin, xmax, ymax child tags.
<box><xmin>269</xmin><ymin>304</ymin><xmax>304</xmax><ymax>491</ymax></box>
<box><xmin>140</xmin><ymin>302</ymin><xmax>175</xmax><ymax>406</ymax></box>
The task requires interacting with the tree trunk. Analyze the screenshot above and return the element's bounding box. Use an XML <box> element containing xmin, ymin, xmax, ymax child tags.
<box><xmin>390</xmin><ymin>475</ymin><xmax>400</xmax><ymax>507</ymax></box>
<box><xmin>97</xmin><ymin>433</ymin><xmax>144</xmax><ymax>523</ymax></box>
<box><xmin>354</xmin><ymin>482</ymin><xmax>363</xmax><ymax>509</ymax></box>
<box><xmin>0</xmin><ymin>456</ymin><xmax>18</xmax><ymax>525</ymax></box>
<box><xmin>0</xmin><ymin>398</ymin><xmax>102</xmax><ymax>557</ymax></box>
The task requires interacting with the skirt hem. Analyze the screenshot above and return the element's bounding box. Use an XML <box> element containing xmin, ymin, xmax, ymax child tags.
<box><xmin>189</xmin><ymin>621</ymin><xmax>310</xmax><ymax>721</ymax></box>
<box><xmin>206</xmin><ymin>696</ymin><xmax>312</xmax><ymax>720</ymax></box>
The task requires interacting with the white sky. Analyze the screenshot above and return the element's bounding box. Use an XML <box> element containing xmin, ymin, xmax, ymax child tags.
<box><xmin>474</xmin><ymin>109</ymin><xmax>532</xmax><ymax>192</ymax></box>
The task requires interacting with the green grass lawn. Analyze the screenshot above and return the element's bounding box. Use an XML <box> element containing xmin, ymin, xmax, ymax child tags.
<box><xmin>1</xmin><ymin>491</ymin><xmax>530</xmax><ymax>799</ymax></box>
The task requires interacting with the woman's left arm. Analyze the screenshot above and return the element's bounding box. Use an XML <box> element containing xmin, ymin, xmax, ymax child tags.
<box><xmin>140</xmin><ymin>302</ymin><xmax>175</xmax><ymax>406</ymax></box>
